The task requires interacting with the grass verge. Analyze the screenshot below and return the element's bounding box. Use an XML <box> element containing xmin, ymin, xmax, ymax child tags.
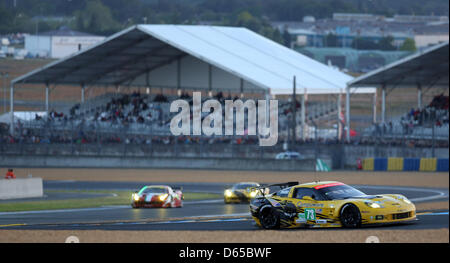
<box><xmin>0</xmin><ymin>190</ymin><xmax>221</xmax><ymax>212</ymax></box>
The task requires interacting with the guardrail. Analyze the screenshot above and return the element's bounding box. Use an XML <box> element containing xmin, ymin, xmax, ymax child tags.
<box><xmin>0</xmin><ymin>155</ymin><xmax>316</xmax><ymax>171</ymax></box>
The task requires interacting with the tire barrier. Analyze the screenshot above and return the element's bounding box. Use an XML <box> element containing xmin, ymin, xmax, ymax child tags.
<box><xmin>420</xmin><ymin>158</ymin><xmax>437</xmax><ymax>172</ymax></box>
<box><xmin>403</xmin><ymin>158</ymin><xmax>421</xmax><ymax>171</ymax></box>
<box><xmin>374</xmin><ymin>158</ymin><xmax>388</xmax><ymax>171</ymax></box>
<box><xmin>437</xmin><ymin>158</ymin><xmax>449</xmax><ymax>172</ymax></box>
<box><xmin>362</xmin><ymin>157</ymin><xmax>448</xmax><ymax>172</ymax></box>
<box><xmin>387</xmin><ymin>157</ymin><xmax>404</xmax><ymax>171</ymax></box>
<box><xmin>362</xmin><ymin>158</ymin><xmax>374</xmax><ymax>171</ymax></box>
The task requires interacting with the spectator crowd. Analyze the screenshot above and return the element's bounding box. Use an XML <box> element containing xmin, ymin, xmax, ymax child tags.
<box><xmin>371</xmin><ymin>94</ymin><xmax>449</xmax><ymax>136</ymax></box>
<box><xmin>1</xmin><ymin>92</ymin><xmax>448</xmax><ymax>150</ymax></box>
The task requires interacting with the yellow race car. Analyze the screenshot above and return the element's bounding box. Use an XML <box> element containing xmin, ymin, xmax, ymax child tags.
<box><xmin>250</xmin><ymin>181</ymin><xmax>416</xmax><ymax>229</ymax></box>
<box><xmin>224</xmin><ymin>182</ymin><xmax>261</xmax><ymax>203</ymax></box>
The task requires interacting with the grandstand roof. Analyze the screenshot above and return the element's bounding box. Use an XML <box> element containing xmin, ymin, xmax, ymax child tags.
<box><xmin>13</xmin><ymin>24</ymin><xmax>371</xmax><ymax>95</ymax></box>
<box><xmin>348</xmin><ymin>41</ymin><xmax>449</xmax><ymax>88</ymax></box>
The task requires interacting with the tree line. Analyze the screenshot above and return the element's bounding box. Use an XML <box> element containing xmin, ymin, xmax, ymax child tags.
<box><xmin>0</xmin><ymin>0</ymin><xmax>447</xmax><ymax>46</ymax></box>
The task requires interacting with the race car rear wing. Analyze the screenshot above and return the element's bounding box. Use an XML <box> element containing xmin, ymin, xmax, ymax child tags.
<box><xmin>267</xmin><ymin>182</ymin><xmax>299</xmax><ymax>189</ymax></box>
<box><xmin>172</xmin><ymin>186</ymin><xmax>183</xmax><ymax>192</ymax></box>
<box><xmin>248</xmin><ymin>182</ymin><xmax>299</xmax><ymax>197</ymax></box>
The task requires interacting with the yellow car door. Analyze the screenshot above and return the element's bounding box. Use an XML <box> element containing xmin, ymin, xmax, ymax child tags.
<box><xmin>290</xmin><ymin>187</ymin><xmax>332</xmax><ymax>225</ymax></box>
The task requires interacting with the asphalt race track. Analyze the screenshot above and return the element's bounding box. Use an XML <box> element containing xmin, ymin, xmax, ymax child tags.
<box><xmin>0</xmin><ymin>181</ymin><xmax>448</xmax><ymax>231</ymax></box>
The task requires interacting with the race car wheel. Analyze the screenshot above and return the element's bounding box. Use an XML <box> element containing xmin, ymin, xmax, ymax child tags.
<box><xmin>340</xmin><ymin>203</ymin><xmax>361</xmax><ymax>228</ymax></box>
<box><xmin>259</xmin><ymin>207</ymin><xmax>280</xmax><ymax>229</ymax></box>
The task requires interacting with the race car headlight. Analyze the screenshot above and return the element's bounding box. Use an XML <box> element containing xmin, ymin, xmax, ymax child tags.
<box><xmin>365</xmin><ymin>202</ymin><xmax>381</xmax><ymax>208</ymax></box>
<box><xmin>250</xmin><ymin>191</ymin><xmax>257</xmax><ymax>198</ymax></box>
<box><xmin>159</xmin><ymin>194</ymin><xmax>169</xmax><ymax>201</ymax></box>
<box><xmin>133</xmin><ymin>194</ymin><xmax>140</xmax><ymax>201</ymax></box>
<box><xmin>225</xmin><ymin>190</ymin><xmax>232</xmax><ymax>197</ymax></box>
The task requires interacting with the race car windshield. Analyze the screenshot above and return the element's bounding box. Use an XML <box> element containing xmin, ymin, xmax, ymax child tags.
<box><xmin>139</xmin><ymin>187</ymin><xmax>168</xmax><ymax>195</ymax></box>
<box><xmin>317</xmin><ymin>185</ymin><xmax>366</xmax><ymax>200</ymax></box>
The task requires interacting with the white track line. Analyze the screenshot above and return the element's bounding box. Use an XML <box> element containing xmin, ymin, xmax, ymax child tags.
<box><xmin>355</xmin><ymin>185</ymin><xmax>448</xmax><ymax>202</ymax></box>
<box><xmin>190</xmin><ymin>212</ymin><xmax>251</xmax><ymax>218</ymax></box>
<box><xmin>419</xmin><ymin>212</ymin><xmax>449</xmax><ymax>216</ymax></box>
<box><xmin>0</xmin><ymin>206</ymin><xmax>129</xmax><ymax>216</ymax></box>
<box><xmin>0</xmin><ymin>199</ymin><xmax>224</xmax><ymax>216</ymax></box>
<box><xmin>184</xmin><ymin>199</ymin><xmax>223</xmax><ymax>204</ymax></box>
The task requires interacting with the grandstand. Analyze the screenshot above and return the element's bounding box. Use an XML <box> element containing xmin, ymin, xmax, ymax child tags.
<box><xmin>1</xmin><ymin>26</ymin><xmax>447</xmax><ymax>170</ymax></box>
<box><xmin>7</xmin><ymin>24</ymin><xmax>374</xmax><ymax>142</ymax></box>
<box><xmin>347</xmin><ymin>41</ymin><xmax>449</xmax><ymax>144</ymax></box>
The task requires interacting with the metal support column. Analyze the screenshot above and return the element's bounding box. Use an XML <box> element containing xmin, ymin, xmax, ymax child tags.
<box><xmin>345</xmin><ymin>86</ymin><xmax>350</xmax><ymax>142</ymax></box>
<box><xmin>177</xmin><ymin>59</ymin><xmax>181</xmax><ymax>95</ymax></box>
<box><xmin>417</xmin><ymin>83</ymin><xmax>422</xmax><ymax>110</ymax></box>
<box><xmin>432</xmin><ymin>123</ymin><xmax>435</xmax><ymax>157</ymax></box>
<box><xmin>81</xmin><ymin>84</ymin><xmax>86</xmax><ymax>104</ymax></box>
<box><xmin>9</xmin><ymin>83</ymin><xmax>14</xmax><ymax>135</ymax></box>
<box><xmin>372</xmin><ymin>91</ymin><xmax>377</xmax><ymax>123</ymax></box>
<box><xmin>265</xmin><ymin>90</ymin><xmax>270</xmax><ymax>127</ymax></box>
<box><xmin>146</xmin><ymin>72</ymin><xmax>150</xmax><ymax>95</ymax></box>
<box><xmin>301</xmin><ymin>89</ymin><xmax>306</xmax><ymax>140</ymax></box>
<box><xmin>208</xmin><ymin>64</ymin><xmax>212</xmax><ymax>97</ymax></box>
<box><xmin>240</xmin><ymin>78</ymin><xmax>244</xmax><ymax>98</ymax></box>
<box><xmin>45</xmin><ymin>83</ymin><xmax>49</xmax><ymax>114</ymax></box>
<box><xmin>337</xmin><ymin>91</ymin><xmax>342</xmax><ymax>140</ymax></box>
<box><xmin>292</xmin><ymin>76</ymin><xmax>297</xmax><ymax>142</ymax></box>
<box><xmin>2</xmin><ymin>72</ymin><xmax>8</xmax><ymax>114</ymax></box>
<box><xmin>381</xmin><ymin>85</ymin><xmax>386</xmax><ymax>124</ymax></box>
